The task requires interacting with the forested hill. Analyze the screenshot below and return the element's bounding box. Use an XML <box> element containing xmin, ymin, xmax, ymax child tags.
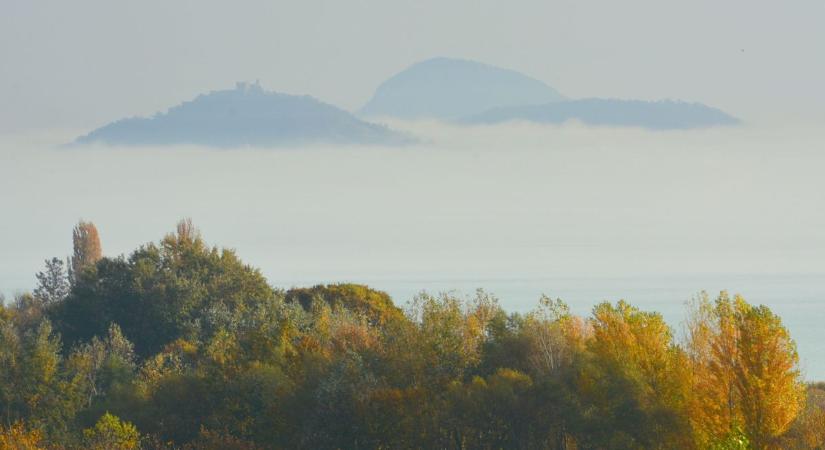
<box><xmin>0</xmin><ymin>219</ymin><xmax>822</xmax><ymax>449</ymax></box>
<box><xmin>74</xmin><ymin>82</ymin><xmax>414</xmax><ymax>148</ymax></box>
<box><xmin>460</xmin><ymin>98</ymin><xmax>740</xmax><ymax>130</ymax></box>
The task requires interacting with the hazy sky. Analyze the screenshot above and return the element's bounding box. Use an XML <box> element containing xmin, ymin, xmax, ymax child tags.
<box><xmin>3</xmin><ymin>122</ymin><xmax>824</xmax><ymax>286</ymax></box>
<box><xmin>2</xmin><ymin>0</ymin><xmax>824</xmax><ymax>133</ymax></box>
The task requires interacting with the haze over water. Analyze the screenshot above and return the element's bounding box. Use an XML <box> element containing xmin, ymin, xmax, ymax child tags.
<box><xmin>2</xmin><ymin>121</ymin><xmax>823</xmax><ymax>377</ymax></box>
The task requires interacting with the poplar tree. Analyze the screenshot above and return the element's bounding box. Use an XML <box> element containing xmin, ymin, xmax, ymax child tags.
<box><xmin>687</xmin><ymin>292</ymin><xmax>805</xmax><ymax>449</ymax></box>
<box><xmin>69</xmin><ymin>220</ymin><xmax>102</xmax><ymax>282</ymax></box>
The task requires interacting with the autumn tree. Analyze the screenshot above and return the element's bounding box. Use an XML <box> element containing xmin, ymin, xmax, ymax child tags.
<box><xmin>69</xmin><ymin>220</ymin><xmax>102</xmax><ymax>282</ymax></box>
<box><xmin>781</xmin><ymin>383</ymin><xmax>825</xmax><ymax>449</ymax></box>
<box><xmin>285</xmin><ymin>283</ymin><xmax>405</xmax><ymax>327</ymax></box>
<box><xmin>576</xmin><ymin>300</ymin><xmax>694</xmax><ymax>449</ymax></box>
<box><xmin>9</xmin><ymin>221</ymin><xmax>819</xmax><ymax>449</ymax></box>
<box><xmin>400</xmin><ymin>290</ymin><xmax>500</xmax><ymax>385</ymax></box>
<box><xmin>0</xmin><ymin>422</ymin><xmax>44</xmax><ymax>450</ymax></box>
<box><xmin>687</xmin><ymin>292</ymin><xmax>805</xmax><ymax>449</ymax></box>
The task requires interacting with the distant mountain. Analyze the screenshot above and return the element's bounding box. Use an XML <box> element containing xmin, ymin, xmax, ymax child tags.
<box><xmin>460</xmin><ymin>98</ymin><xmax>740</xmax><ymax>130</ymax></box>
<box><xmin>75</xmin><ymin>82</ymin><xmax>414</xmax><ymax>147</ymax></box>
<box><xmin>359</xmin><ymin>57</ymin><xmax>565</xmax><ymax>120</ymax></box>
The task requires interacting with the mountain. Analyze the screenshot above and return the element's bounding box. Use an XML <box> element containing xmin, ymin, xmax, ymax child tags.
<box><xmin>359</xmin><ymin>57</ymin><xmax>565</xmax><ymax>120</ymax></box>
<box><xmin>75</xmin><ymin>82</ymin><xmax>414</xmax><ymax>147</ymax></box>
<box><xmin>460</xmin><ymin>98</ymin><xmax>740</xmax><ymax>130</ymax></box>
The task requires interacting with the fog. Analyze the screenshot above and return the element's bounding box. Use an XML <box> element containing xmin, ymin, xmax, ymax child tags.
<box><xmin>3</xmin><ymin>123</ymin><xmax>824</xmax><ymax>286</ymax></box>
<box><xmin>2</xmin><ymin>123</ymin><xmax>825</xmax><ymax>376</ymax></box>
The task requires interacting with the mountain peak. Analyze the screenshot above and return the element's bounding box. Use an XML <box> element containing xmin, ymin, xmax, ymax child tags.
<box><xmin>359</xmin><ymin>57</ymin><xmax>565</xmax><ymax>120</ymax></box>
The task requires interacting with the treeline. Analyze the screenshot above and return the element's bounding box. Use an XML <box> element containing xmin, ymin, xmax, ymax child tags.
<box><xmin>1</xmin><ymin>220</ymin><xmax>823</xmax><ymax>449</ymax></box>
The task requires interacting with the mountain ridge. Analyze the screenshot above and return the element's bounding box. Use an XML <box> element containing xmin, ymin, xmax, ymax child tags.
<box><xmin>75</xmin><ymin>82</ymin><xmax>414</xmax><ymax>147</ymax></box>
<box><xmin>460</xmin><ymin>98</ymin><xmax>740</xmax><ymax>129</ymax></box>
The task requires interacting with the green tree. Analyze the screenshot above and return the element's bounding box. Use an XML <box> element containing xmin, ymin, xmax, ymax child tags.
<box><xmin>83</xmin><ymin>412</ymin><xmax>140</xmax><ymax>450</ymax></box>
<box><xmin>52</xmin><ymin>219</ymin><xmax>277</xmax><ymax>358</ymax></box>
<box><xmin>0</xmin><ymin>316</ymin><xmax>85</xmax><ymax>443</ymax></box>
<box><xmin>67</xmin><ymin>323</ymin><xmax>136</xmax><ymax>408</ymax></box>
<box><xmin>33</xmin><ymin>257</ymin><xmax>69</xmax><ymax>305</ymax></box>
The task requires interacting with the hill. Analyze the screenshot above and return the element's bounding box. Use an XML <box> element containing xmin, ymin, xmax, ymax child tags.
<box><xmin>75</xmin><ymin>82</ymin><xmax>414</xmax><ymax>147</ymax></box>
<box><xmin>460</xmin><ymin>98</ymin><xmax>740</xmax><ymax>129</ymax></box>
<box><xmin>359</xmin><ymin>57</ymin><xmax>565</xmax><ymax>120</ymax></box>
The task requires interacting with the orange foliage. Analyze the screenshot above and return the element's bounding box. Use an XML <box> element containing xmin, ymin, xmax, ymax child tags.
<box><xmin>0</xmin><ymin>422</ymin><xmax>44</xmax><ymax>450</ymax></box>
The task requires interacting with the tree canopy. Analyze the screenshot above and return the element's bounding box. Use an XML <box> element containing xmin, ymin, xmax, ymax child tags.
<box><xmin>0</xmin><ymin>221</ymin><xmax>819</xmax><ymax>449</ymax></box>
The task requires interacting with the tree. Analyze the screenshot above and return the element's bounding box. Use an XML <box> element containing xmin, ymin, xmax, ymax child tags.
<box><xmin>11</xmin><ymin>220</ymin><xmax>820</xmax><ymax>449</ymax></box>
<box><xmin>446</xmin><ymin>368</ymin><xmax>536</xmax><ymax>449</ymax></box>
<box><xmin>82</xmin><ymin>412</ymin><xmax>140</xmax><ymax>450</ymax></box>
<box><xmin>781</xmin><ymin>383</ymin><xmax>825</xmax><ymax>449</ymax></box>
<box><xmin>0</xmin><ymin>422</ymin><xmax>44</xmax><ymax>450</ymax></box>
<box><xmin>576</xmin><ymin>300</ymin><xmax>694</xmax><ymax>449</ymax></box>
<box><xmin>70</xmin><ymin>220</ymin><xmax>102</xmax><ymax>282</ymax></box>
<box><xmin>68</xmin><ymin>323</ymin><xmax>137</xmax><ymax>408</ymax></box>
<box><xmin>687</xmin><ymin>292</ymin><xmax>805</xmax><ymax>449</ymax></box>
<box><xmin>33</xmin><ymin>257</ymin><xmax>69</xmax><ymax>305</ymax></box>
<box><xmin>0</xmin><ymin>316</ymin><xmax>86</xmax><ymax>442</ymax></box>
<box><xmin>52</xmin><ymin>219</ymin><xmax>277</xmax><ymax>357</ymax></box>
<box><xmin>399</xmin><ymin>290</ymin><xmax>500</xmax><ymax>385</ymax></box>
<box><xmin>285</xmin><ymin>283</ymin><xmax>405</xmax><ymax>327</ymax></box>
<box><xmin>182</xmin><ymin>428</ymin><xmax>260</xmax><ymax>450</ymax></box>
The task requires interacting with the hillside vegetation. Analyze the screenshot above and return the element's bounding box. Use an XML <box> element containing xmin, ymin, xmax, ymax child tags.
<box><xmin>1</xmin><ymin>220</ymin><xmax>822</xmax><ymax>449</ymax></box>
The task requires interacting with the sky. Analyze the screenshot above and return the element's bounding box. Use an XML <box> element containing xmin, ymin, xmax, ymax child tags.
<box><xmin>2</xmin><ymin>0</ymin><xmax>825</xmax><ymax>133</ymax></box>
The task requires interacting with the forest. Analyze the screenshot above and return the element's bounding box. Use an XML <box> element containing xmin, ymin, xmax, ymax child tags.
<box><xmin>1</xmin><ymin>220</ymin><xmax>823</xmax><ymax>450</ymax></box>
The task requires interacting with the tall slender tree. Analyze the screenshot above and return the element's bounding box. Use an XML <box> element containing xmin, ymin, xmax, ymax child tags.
<box><xmin>69</xmin><ymin>220</ymin><xmax>102</xmax><ymax>282</ymax></box>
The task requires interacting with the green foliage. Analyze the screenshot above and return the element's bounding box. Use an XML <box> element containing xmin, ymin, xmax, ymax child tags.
<box><xmin>51</xmin><ymin>221</ymin><xmax>277</xmax><ymax>358</ymax></box>
<box><xmin>0</xmin><ymin>315</ymin><xmax>87</xmax><ymax>443</ymax></box>
<box><xmin>709</xmin><ymin>427</ymin><xmax>752</xmax><ymax>450</ymax></box>
<box><xmin>1</xmin><ymin>222</ymin><xmax>817</xmax><ymax>449</ymax></box>
<box><xmin>33</xmin><ymin>257</ymin><xmax>70</xmax><ymax>305</ymax></box>
<box><xmin>82</xmin><ymin>412</ymin><xmax>140</xmax><ymax>450</ymax></box>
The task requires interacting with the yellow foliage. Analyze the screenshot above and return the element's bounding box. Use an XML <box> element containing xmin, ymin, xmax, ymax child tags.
<box><xmin>0</xmin><ymin>422</ymin><xmax>44</xmax><ymax>450</ymax></box>
<box><xmin>687</xmin><ymin>292</ymin><xmax>805</xmax><ymax>449</ymax></box>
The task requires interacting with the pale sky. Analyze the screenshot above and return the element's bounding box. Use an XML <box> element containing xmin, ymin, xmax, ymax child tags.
<box><xmin>2</xmin><ymin>0</ymin><xmax>824</xmax><ymax>133</ymax></box>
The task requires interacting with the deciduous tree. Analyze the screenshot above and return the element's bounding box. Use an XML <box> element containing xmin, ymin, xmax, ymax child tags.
<box><xmin>69</xmin><ymin>220</ymin><xmax>102</xmax><ymax>282</ymax></box>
